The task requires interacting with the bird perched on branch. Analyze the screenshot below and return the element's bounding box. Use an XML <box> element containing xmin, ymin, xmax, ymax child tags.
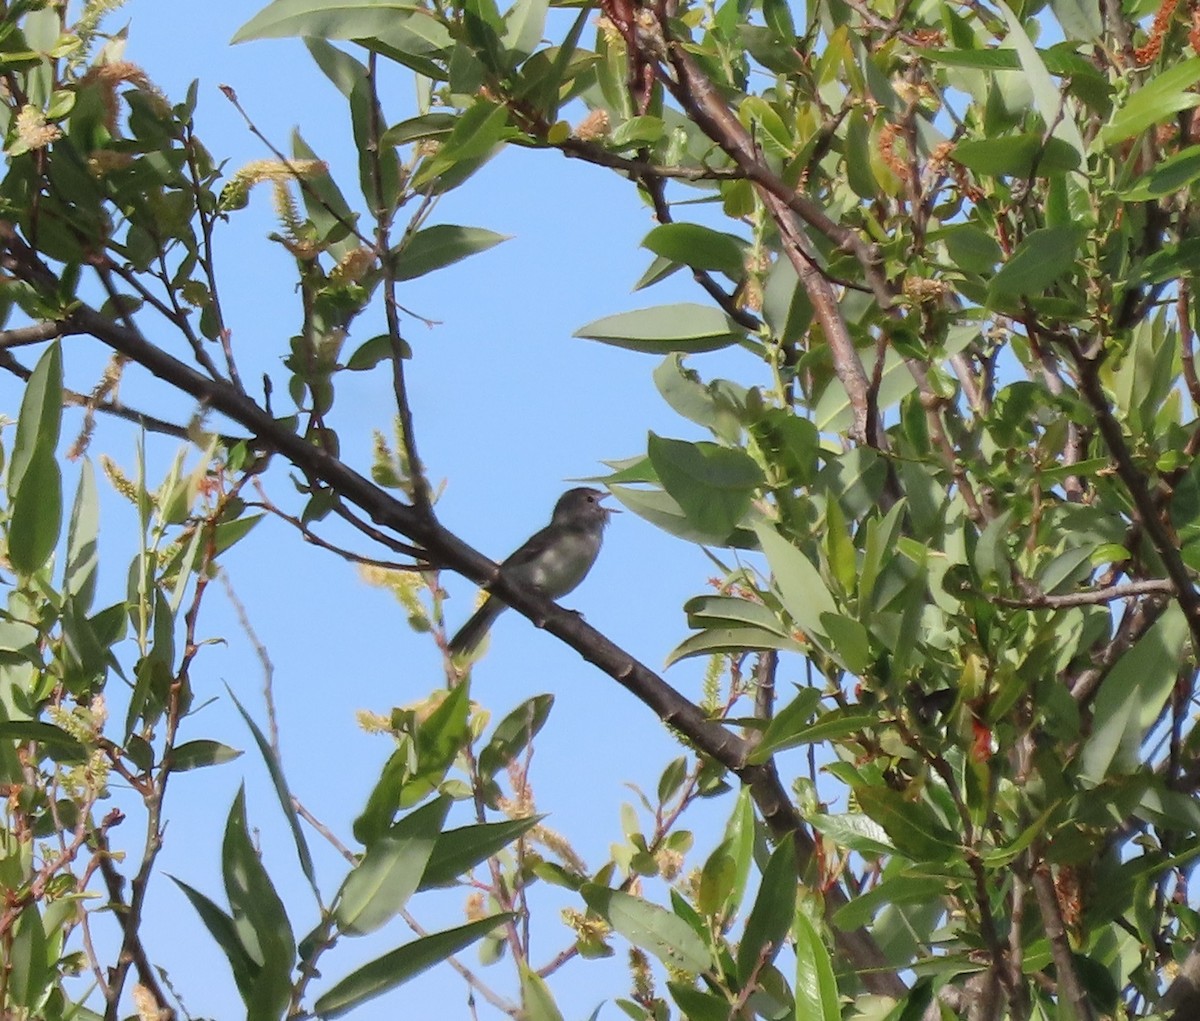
<box><xmin>448</xmin><ymin>487</ymin><xmax>617</xmax><ymax>657</ymax></box>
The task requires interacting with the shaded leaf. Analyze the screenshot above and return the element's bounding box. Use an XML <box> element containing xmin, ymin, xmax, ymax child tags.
<box><xmin>168</xmin><ymin>740</ymin><xmax>244</xmax><ymax>773</ymax></box>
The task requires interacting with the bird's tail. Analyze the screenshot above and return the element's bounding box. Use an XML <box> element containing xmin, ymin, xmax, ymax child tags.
<box><xmin>448</xmin><ymin>597</ymin><xmax>507</xmax><ymax>657</ymax></box>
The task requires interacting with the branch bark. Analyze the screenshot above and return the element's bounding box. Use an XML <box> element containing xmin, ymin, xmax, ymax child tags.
<box><xmin>0</xmin><ymin>219</ymin><xmax>905</xmax><ymax>998</ymax></box>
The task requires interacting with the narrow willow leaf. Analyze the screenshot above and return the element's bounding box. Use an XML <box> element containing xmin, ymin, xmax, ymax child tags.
<box><xmin>233</xmin><ymin>0</ymin><xmax>416</xmax><ymax>43</ymax></box>
<box><xmin>9</xmin><ymin>448</ymin><xmax>62</xmax><ymax>576</ymax></box>
<box><xmin>314</xmin><ymin>915</ymin><xmax>514</xmax><ymax>1018</ymax></box>
<box><xmin>418</xmin><ymin>815</ymin><xmax>542</xmax><ymax>889</ymax></box>
<box><xmin>665</xmin><ymin>626</ymin><xmax>806</xmax><ymax>667</ymax></box>
<box><xmin>736</xmin><ymin>838</ymin><xmax>797</xmax><ymax>983</ymax></box>
<box><xmin>336</xmin><ymin>797</ymin><xmax>450</xmax><ymax>935</ymax></box>
<box><xmin>0</xmin><ymin>721</ymin><xmax>86</xmax><ymax>763</ymax></box>
<box><xmin>478</xmin><ymin>694</ymin><xmax>553</xmax><ymax>778</ymax></box>
<box><xmin>222</xmin><ymin>787</ymin><xmax>296</xmax><ymax>1021</ymax></box>
<box><xmin>1081</xmin><ymin>605</ymin><xmax>1188</xmax><ymax>781</ymax></box>
<box><xmin>9</xmin><ymin>342</ymin><xmax>62</xmax><ymax>499</ymax></box>
<box><xmin>228</xmin><ymin>687</ymin><xmax>320</xmax><ymax>899</ymax></box>
<box><xmin>748</xmin><ymin>686</ymin><xmax>822</xmax><ymax>763</ymax></box>
<box><xmin>793</xmin><ymin>912</ymin><xmax>839</xmax><ymax>1021</ymax></box>
<box><xmin>988</xmin><ymin>226</ymin><xmax>1084</xmax><ymax>299</ymax></box>
<box><xmin>171</xmin><ymin>877</ymin><xmax>258</xmax><ymax>997</ymax></box>
<box><xmin>996</xmin><ymin>2</ymin><xmax>1085</xmax><ymax>157</ymax></box>
<box><xmin>1101</xmin><ymin>57</ymin><xmax>1200</xmax><ymax>144</ymax></box>
<box><xmin>64</xmin><ymin>459</ymin><xmax>99</xmax><ymax>611</ymax></box>
<box><xmin>752</xmin><ymin>521</ymin><xmax>837</xmax><ymax>640</ymax></box>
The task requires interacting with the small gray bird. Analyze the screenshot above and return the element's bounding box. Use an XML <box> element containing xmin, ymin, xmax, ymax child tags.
<box><xmin>448</xmin><ymin>487</ymin><xmax>616</xmax><ymax>656</ymax></box>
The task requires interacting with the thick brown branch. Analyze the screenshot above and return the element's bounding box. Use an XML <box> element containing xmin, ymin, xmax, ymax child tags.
<box><xmin>0</xmin><ymin>220</ymin><xmax>904</xmax><ymax>1000</ymax></box>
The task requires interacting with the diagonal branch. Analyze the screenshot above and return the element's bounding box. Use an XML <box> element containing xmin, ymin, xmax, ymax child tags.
<box><xmin>0</xmin><ymin>218</ymin><xmax>904</xmax><ymax>999</ymax></box>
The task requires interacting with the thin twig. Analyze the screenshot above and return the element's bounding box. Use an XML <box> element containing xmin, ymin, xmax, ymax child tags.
<box><xmin>995</xmin><ymin>579</ymin><xmax>1175</xmax><ymax>608</ymax></box>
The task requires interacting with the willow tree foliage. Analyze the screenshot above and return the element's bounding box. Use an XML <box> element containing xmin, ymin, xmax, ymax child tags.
<box><xmin>0</xmin><ymin>0</ymin><xmax>1198</xmax><ymax>1018</ymax></box>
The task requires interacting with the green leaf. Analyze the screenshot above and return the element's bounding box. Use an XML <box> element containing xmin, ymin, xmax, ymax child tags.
<box><xmin>354</xmin><ymin>682</ymin><xmax>471</xmax><ymax>844</ymax></box>
<box><xmin>952</xmin><ymin>134</ymin><xmax>1080</xmax><ymax>178</ymax></box>
<box><xmin>412</xmin><ymin>102</ymin><xmax>509</xmax><ymax>188</ymax></box>
<box><xmin>647</xmin><ymin>434</ymin><xmax>762</xmax><ymax>541</ymax></box>
<box><xmin>652</xmin><ymin>356</ymin><xmax>744</xmax><ymax>441</ymax></box>
<box><xmin>222</xmin><ymin>787</ymin><xmax>295</xmax><ymax>1021</ymax></box>
<box><xmin>808</xmin><ymin>812</ymin><xmax>894</xmax><ymax>857</ymax></box>
<box><xmin>64</xmin><ymin>459</ymin><xmax>99</xmax><ymax>611</ymax></box>
<box><xmin>391</xmin><ymin>224</ymin><xmax>509</xmax><ymax>281</ymax></box>
<box><xmin>748</xmin><ymin>686</ymin><xmax>822</xmax><ymax>764</ymax></box>
<box><xmin>9</xmin><ymin>342</ymin><xmax>62</xmax><ymax>499</ymax></box>
<box><xmin>293</xmin><ymin>129</ymin><xmax>359</xmax><ymax>254</ymax></box>
<box><xmin>665</xmin><ymin>625</ymin><xmax>806</xmax><ymax>666</ymax></box>
<box><xmin>851</xmin><ymin>784</ymin><xmax>958</xmax><ymax>861</ymax></box>
<box><xmin>520</xmin><ymin>964</ymin><xmax>566</xmax><ymax>1021</ymax></box>
<box><xmin>752</xmin><ymin>521</ymin><xmax>837</xmax><ymax>640</ymax></box>
<box><xmin>305</xmin><ymin>36</ymin><xmax>366</xmax><ymax>98</ymax></box>
<box><xmin>0</xmin><ymin>720</ymin><xmax>86</xmax><ymax>763</ymax></box>
<box><xmin>574</xmin><ymin>304</ymin><xmax>747</xmax><ymax>354</ymax></box>
<box><xmin>793</xmin><ymin>912</ymin><xmax>839</xmax><ymax>1021</ymax></box>
<box><xmin>313</xmin><ymin>915</ymin><xmax>514</xmax><ymax>1018</ymax></box>
<box><xmin>1101</xmin><ymin>57</ymin><xmax>1200</xmax><ymax>144</ymax></box>
<box><xmin>168</xmin><ymin>740</ymin><xmax>243</xmax><ymax>772</ymax></box>
<box><xmin>501</xmin><ymin>0</ymin><xmax>549</xmax><ymax>61</ymax></box>
<box><xmin>995</xmin><ymin>1</ymin><xmax>1085</xmax><ymax>157</ymax></box>
<box><xmin>737</xmin><ymin>838</ymin><xmax>797</xmax><ymax>982</ymax></box>
<box><xmin>610</xmin><ymin>115</ymin><xmax>666</xmax><ymax>148</ymax></box>
<box><xmin>478</xmin><ymin>694</ymin><xmax>553</xmax><ymax>778</ymax></box>
<box><xmin>336</xmin><ymin>797</ymin><xmax>450</xmax><ymax>935</ymax></box>
<box><xmin>418</xmin><ymin>815</ymin><xmax>542</xmax><ymax>889</ymax></box>
<box><xmin>345</xmin><ymin>333</ymin><xmax>412</xmax><ymax>370</ymax></box>
<box><xmin>229</xmin><ymin>688</ymin><xmax>320</xmax><ymax>900</ymax></box>
<box><xmin>938</xmin><ymin>225</ymin><xmax>1002</xmax><ymax>276</ymax></box>
<box><xmin>683</xmin><ymin>595</ymin><xmax>792</xmax><ymax>633</ymax></box>
<box><xmin>1081</xmin><ymin>605</ymin><xmax>1188</xmax><ymax>781</ymax></box>
<box><xmin>581</xmin><ymin>887</ymin><xmax>711</xmax><ymax>973</ymax></box>
<box><xmin>8</xmin><ymin>905</ymin><xmax>49</xmax><ymax>1010</ymax></box>
<box><xmin>382</xmin><ymin>112</ymin><xmax>458</xmax><ymax>146</ymax></box>
<box><xmin>1121</xmin><ymin>145</ymin><xmax>1200</xmax><ymax>200</ymax></box>
<box><xmin>233</xmin><ymin>0</ymin><xmax>422</xmax><ymax>42</ymax></box>
<box><xmin>172</xmin><ymin>878</ymin><xmax>258</xmax><ymax>996</ymax></box>
<box><xmin>668</xmin><ymin>981</ymin><xmax>732</xmax><ymax>1021</ymax></box>
<box><xmin>820</xmin><ymin>613</ymin><xmax>872</xmax><ymax>674</ymax></box>
<box><xmin>8</xmin><ymin>446</ymin><xmax>62</xmax><ymax>576</ymax></box>
<box><xmin>988</xmin><ymin>226</ymin><xmax>1084</xmax><ymax>300</ymax></box>
<box><xmin>717</xmin><ymin>787</ymin><xmax>755</xmax><ymax>917</ymax></box>
<box><xmin>607</xmin><ymin>484</ymin><xmax>757</xmax><ymax>547</ymax></box>
<box><xmin>642</xmin><ymin>223</ymin><xmax>747</xmax><ymax>278</ymax></box>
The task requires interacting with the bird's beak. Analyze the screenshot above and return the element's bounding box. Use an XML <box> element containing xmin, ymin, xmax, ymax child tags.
<box><xmin>600</xmin><ymin>493</ymin><xmax>621</xmax><ymax>513</ymax></box>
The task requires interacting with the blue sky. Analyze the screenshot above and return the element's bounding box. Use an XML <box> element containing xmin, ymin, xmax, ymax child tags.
<box><xmin>19</xmin><ymin>2</ymin><xmax>787</xmax><ymax>1017</ymax></box>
